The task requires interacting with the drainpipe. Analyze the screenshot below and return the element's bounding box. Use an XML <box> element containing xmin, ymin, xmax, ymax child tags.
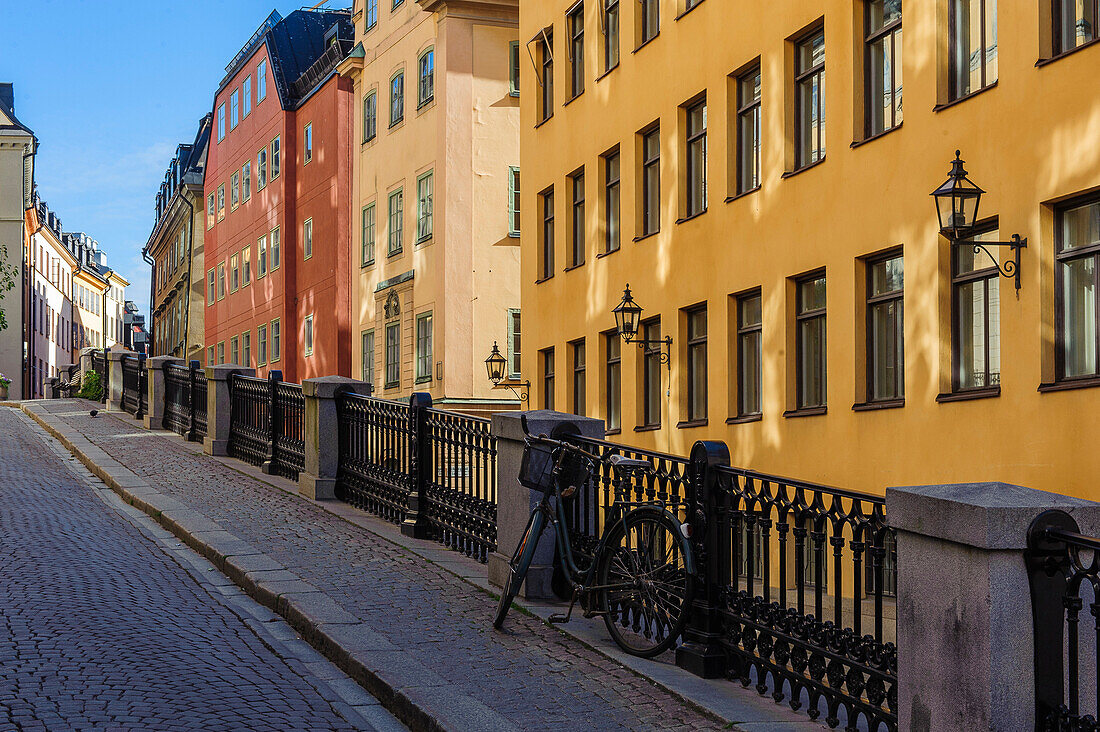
<box><xmin>142</xmin><ymin>245</ymin><xmax>155</xmax><ymax>355</ymax></box>
<box><xmin>21</xmin><ymin>140</ymin><xmax>37</xmax><ymax>399</ymax></box>
<box><xmin>180</xmin><ymin>191</ymin><xmax>195</xmax><ymax>362</ymax></box>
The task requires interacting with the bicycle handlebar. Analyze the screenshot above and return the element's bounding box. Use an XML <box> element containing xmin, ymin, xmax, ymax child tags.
<box><xmin>519</xmin><ymin>414</ymin><xmax>603</xmax><ymax>463</ymax></box>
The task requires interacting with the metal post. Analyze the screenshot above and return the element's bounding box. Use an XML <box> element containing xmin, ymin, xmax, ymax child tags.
<box><xmin>401</xmin><ymin>392</ymin><xmax>433</xmax><ymax>539</ymax></box>
<box><xmin>101</xmin><ymin>347</ymin><xmax>109</xmax><ymax>404</ymax></box>
<box><xmin>135</xmin><ymin>354</ymin><xmax>146</xmax><ymax>420</ymax></box>
<box><xmin>264</xmin><ymin>370</ymin><xmax>282</xmax><ymax>473</ymax></box>
<box><xmin>187</xmin><ymin>360</ymin><xmax>199</xmax><ymax>441</ymax></box>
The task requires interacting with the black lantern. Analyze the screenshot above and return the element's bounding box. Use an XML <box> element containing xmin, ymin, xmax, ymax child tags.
<box><xmin>931</xmin><ymin>150</ymin><xmax>984</xmax><ymax>240</ymax></box>
<box><xmin>485</xmin><ymin>341</ymin><xmax>507</xmax><ymax>385</ymax></box>
<box><xmin>613</xmin><ymin>285</ymin><xmax>644</xmax><ymax>342</ymax></box>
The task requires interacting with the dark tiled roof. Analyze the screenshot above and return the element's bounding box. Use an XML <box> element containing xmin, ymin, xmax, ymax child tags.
<box><xmin>0</xmin><ymin>82</ymin><xmax>34</xmax><ymax>135</ymax></box>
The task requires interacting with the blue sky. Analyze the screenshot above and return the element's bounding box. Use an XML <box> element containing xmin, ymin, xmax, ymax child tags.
<box><xmin>1</xmin><ymin>1</ymin><xmax>336</xmax><ymax>318</ymax></box>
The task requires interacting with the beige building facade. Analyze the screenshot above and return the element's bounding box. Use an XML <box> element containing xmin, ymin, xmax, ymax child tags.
<box><xmin>0</xmin><ymin>83</ymin><xmax>34</xmax><ymax>397</ymax></box>
<box><xmin>340</xmin><ymin>0</ymin><xmax>521</xmax><ymax>411</ymax></box>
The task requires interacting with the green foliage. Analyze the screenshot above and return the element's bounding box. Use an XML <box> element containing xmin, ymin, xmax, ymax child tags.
<box><xmin>0</xmin><ymin>243</ymin><xmax>17</xmax><ymax>332</ymax></box>
<box><xmin>76</xmin><ymin>371</ymin><xmax>103</xmax><ymax>401</ymax></box>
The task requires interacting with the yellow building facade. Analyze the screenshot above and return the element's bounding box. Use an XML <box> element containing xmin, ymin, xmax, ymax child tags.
<box><xmin>340</xmin><ymin>0</ymin><xmax>521</xmax><ymax>412</ymax></box>
<box><xmin>520</xmin><ymin>0</ymin><xmax>1100</xmax><ymax>497</ymax></box>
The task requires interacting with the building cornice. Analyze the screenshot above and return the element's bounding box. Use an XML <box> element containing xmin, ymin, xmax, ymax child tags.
<box><xmin>418</xmin><ymin>0</ymin><xmax>518</xmax><ymax>22</ymax></box>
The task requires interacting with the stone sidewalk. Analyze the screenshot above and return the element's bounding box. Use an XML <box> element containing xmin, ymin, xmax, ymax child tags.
<box><xmin>20</xmin><ymin>399</ymin><xmax>824</xmax><ymax>732</ymax></box>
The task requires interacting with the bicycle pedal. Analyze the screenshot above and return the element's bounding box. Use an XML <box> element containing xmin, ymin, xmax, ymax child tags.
<box><xmin>548</xmin><ymin>613</ymin><xmax>570</xmax><ymax>624</ymax></box>
<box><xmin>581</xmin><ymin>609</ymin><xmax>607</xmax><ymax>619</ymax></box>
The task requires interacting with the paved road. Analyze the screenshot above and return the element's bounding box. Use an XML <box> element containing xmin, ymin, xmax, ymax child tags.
<box><xmin>0</xmin><ymin>407</ymin><xmax>403</xmax><ymax>732</ymax></box>
<box><xmin>30</xmin><ymin>401</ymin><xmax>722</xmax><ymax>731</ymax></box>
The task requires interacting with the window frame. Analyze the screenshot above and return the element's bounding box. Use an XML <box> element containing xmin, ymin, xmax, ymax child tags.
<box><xmin>736</xmin><ymin>63</ymin><xmax>762</xmax><ymax>195</ymax></box>
<box><xmin>948</xmin><ymin>0</ymin><xmax>997</xmax><ymax>101</ymax></box>
<box><xmin>641</xmin><ymin>126</ymin><xmax>661</xmax><ymax>236</ymax></box>
<box><xmin>540</xmin><ymin>187</ymin><xmax>555</xmax><ymax>279</ymax></box>
<box><xmin>509</xmin><ymin>41</ymin><xmax>521</xmax><ymax>96</ymax></box>
<box><xmin>641</xmin><ymin>317</ymin><xmax>662</xmax><ymax>427</ymax></box>
<box><xmin>304</xmin><ymin>122</ymin><xmax>313</xmax><ymax>164</ymax></box>
<box><xmin>864</xmin><ymin>1</ymin><xmax>903</xmax><ymax>138</ymax></box>
<box><xmin>508</xmin><ymin>166</ymin><xmax>521</xmax><ymax>237</ymax></box>
<box><xmin>795</xmin><ymin>272</ymin><xmax>827</xmax><ymax>409</ymax></box>
<box><xmin>1052</xmin><ymin>0</ymin><xmax>1100</xmax><ymax>56</ymax></box>
<box><xmin>303</xmin><ymin>218</ymin><xmax>313</xmax><ymax>260</ymax></box>
<box><xmin>365</xmin><ymin>0</ymin><xmax>379</xmax><ymax>30</ymax></box>
<box><xmin>604</xmin><ymin>148</ymin><xmax>621</xmax><ymax>253</ymax></box>
<box><xmin>541</xmin><ymin>347</ymin><xmax>555</xmax><ymax>410</ymax></box>
<box><xmin>736</xmin><ymin>290</ymin><xmax>763</xmax><ymax>417</ymax></box>
<box><xmin>388</xmin><ymin>188</ymin><xmax>404</xmax><ymax>256</ymax></box>
<box><xmin>271</xmin><ymin>226</ymin><xmax>281</xmax><ymax>270</ymax></box>
<box><xmin>951</xmin><ymin>222</ymin><xmax>1001</xmax><ymax>393</ymax></box>
<box><xmin>243</xmin><ymin>75</ymin><xmax>252</xmax><ymax>117</ymax></box>
<box><xmin>258</xmin><ymin>147</ymin><xmax>268</xmax><ymax>189</ymax></box>
<box><xmin>258</xmin><ymin>234</ymin><xmax>268</xmax><ymax>278</ymax></box>
<box><xmin>794</xmin><ymin>26</ymin><xmax>826</xmax><ymax>171</ymax></box>
<box><xmin>390</xmin><ymin>71</ymin><xmax>405</xmax><ymax>127</ymax></box>
<box><xmin>363</xmin><ymin>90</ymin><xmax>377</xmax><ymax>142</ymax></box>
<box><xmin>271</xmin><ymin>318</ymin><xmax>281</xmax><ymax>363</ymax></box>
<box><xmin>304</xmin><ymin>314</ymin><xmax>314</xmax><ymax>357</ymax></box>
<box><xmin>570</xmin><ymin>169</ymin><xmax>585</xmax><ymax>267</ymax></box>
<box><xmin>540</xmin><ymin>33</ymin><xmax>554</xmax><ymax>123</ymax></box>
<box><xmin>385</xmin><ymin>321</ymin><xmax>401</xmax><ymax>388</ymax></box>
<box><xmin>567</xmin><ymin>4</ymin><xmax>584</xmax><ymax>99</ymax></box>
<box><xmin>230</xmin><ymin>88</ymin><xmax>239</xmax><ymax>129</ymax></box>
<box><xmin>604</xmin><ymin>0</ymin><xmax>620</xmax><ymax>72</ymax></box>
<box><xmin>257</xmin><ymin>59</ymin><xmax>268</xmax><ymax>101</ymax></box>
<box><xmin>243</xmin><ymin>245</ymin><xmax>252</xmax><ymax>286</ymax></box>
<box><xmin>684</xmin><ymin>97</ymin><xmax>707</xmax><ymax>217</ymax></box>
<box><xmin>604</xmin><ymin>329</ymin><xmax>621</xmax><ymax>431</ymax></box>
<box><xmin>416</xmin><ymin>171</ymin><xmax>433</xmax><ymax>243</ymax></box>
<box><xmin>242</xmin><ymin>161</ymin><xmax>252</xmax><ymax>202</ymax></box>
<box><xmin>416</xmin><ymin>311</ymin><xmax>433</xmax><ymax>382</ymax></box>
<box><xmin>362</xmin><ymin>329</ymin><xmax>376</xmax><ymax>384</ymax></box>
<box><xmin>685</xmin><ymin>305</ymin><xmax>707</xmax><ymax>421</ymax></box>
<box><xmin>508</xmin><ymin>308</ymin><xmax>522</xmax><ymax>379</ymax></box>
<box><xmin>640</xmin><ymin>0</ymin><xmax>659</xmax><ymax>45</ymax></box>
<box><xmin>418</xmin><ymin>49</ymin><xmax>434</xmax><ymax>108</ymax></box>
<box><xmin>571</xmin><ymin>338</ymin><xmax>586</xmax><ymax>415</ymax></box>
<box><xmin>1055</xmin><ymin>195</ymin><xmax>1100</xmax><ymax>382</ymax></box>
<box><xmin>362</xmin><ymin>203</ymin><xmax>376</xmax><ymax>266</ymax></box>
<box><xmin>229</xmin><ymin>253</ymin><xmax>239</xmax><ymax>293</ymax></box>
<box><xmin>865</xmin><ymin>250</ymin><xmax>905</xmax><ymax>402</ymax></box>
<box><xmin>258</xmin><ymin>324</ymin><xmax>268</xmax><ymax>366</ymax></box>
<box><xmin>271</xmin><ymin>136</ymin><xmax>281</xmax><ymax>179</ymax></box>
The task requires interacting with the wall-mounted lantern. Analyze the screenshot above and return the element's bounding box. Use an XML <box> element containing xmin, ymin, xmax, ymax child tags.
<box><xmin>485</xmin><ymin>341</ymin><xmax>529</xmax><ymax>404</ymax></box>
<box><xmin>613</xmin><ymin>284</ymin><xmax>672</xmax><ymax>369</ymax></box>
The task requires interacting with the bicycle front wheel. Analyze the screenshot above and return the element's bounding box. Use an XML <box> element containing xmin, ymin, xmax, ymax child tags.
<box><xmin>597</xmin><ymin>508</ymin><xmax>695</xmax><ymax>657</ymax></box>
<box><xmin>493</xmin><ymin>507</ymin><xmax>546</xmax><ymax>629</ymax></box>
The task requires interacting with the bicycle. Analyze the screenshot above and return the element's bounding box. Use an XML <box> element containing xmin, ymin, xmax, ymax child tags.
<box><xmin>492</xmin><ymin>417</ymin><xmax>697</xmax><ymax>658</ymax></box>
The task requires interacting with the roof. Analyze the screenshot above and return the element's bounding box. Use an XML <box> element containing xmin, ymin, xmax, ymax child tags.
<box><xmin>0</xmin><ymin>83</ymin><xmax>34</xmax><ymax>136</ymax></box>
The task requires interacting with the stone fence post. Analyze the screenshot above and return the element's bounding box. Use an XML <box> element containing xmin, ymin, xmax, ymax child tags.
<box><xmin>203</xmin><ymin>364</ymin><xmax>255</xmax><ymax>457</ymax></box>
<box><xmin>79</xmin><ymin>348</ymin><xmax>95</xmax><ymax>379</ymax></box>
<box><xmin>888</xmin><ymin>482</ymin><xmax>1100</xmax><ymax>732</ymax></box>
<box><xmin>488</xmin><ymin>410</ymin><xmax>604</xmax><ymax>599</ymax></box>
<box><xmin>145</xmin><ymin>356</ymin><xmax>183</xmax><ymax>430</ymax></box>
<box><xmin>106</xmin><ymin>349</ymin><xmax>136</xmax><ymax>411</ymax></box>
<box><xmin>44</xmin><ymin>377</ymin><xmax>59</xmax><ymax>398</ymax></box>
<box><xmin>299</xmin><ymin>376</ymin><xmax>372</xmax><ymax>500</ymax></box>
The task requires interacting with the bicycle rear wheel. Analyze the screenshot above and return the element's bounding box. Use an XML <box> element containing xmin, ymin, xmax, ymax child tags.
<box><xmin>597</xmin><ymin>508</ymin><xmax>695</xmax><ymax>657</ymax></box>
<box><xmin>493</xmin><ymin>507</ymin><xmax>546</xmax><ymax>629</ymax></box>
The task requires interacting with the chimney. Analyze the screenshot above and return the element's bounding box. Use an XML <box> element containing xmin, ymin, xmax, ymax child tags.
<box><xmin>0</xmin><ymin>83</ymin><xmax>14</xmax><ymax>114</ymax></box>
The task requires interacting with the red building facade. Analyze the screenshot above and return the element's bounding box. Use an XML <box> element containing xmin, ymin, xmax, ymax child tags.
<box><xmin>204</xmin><ymin>9</ymin><xmax>353</xmax><ymax>382</ymax></box>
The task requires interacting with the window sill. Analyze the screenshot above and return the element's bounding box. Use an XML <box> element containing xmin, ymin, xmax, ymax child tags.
<box><xmin>387</xmin><ymin>249</ymin><xmax>403</xmax><ymax>258</ymax></box>
<box><xmin>384</xmin><ymin>382</ymin><xmax>399</xmax><ymax>390</ymax></box>
<box><xmin>535</xmin><ymin>274</ymin><xmax>554</xmax><ymax>284</ymax></box>
<box><xmin>595</xmin><ymin>63</ymin><xmax>619</xmax><ymax>83</ymax></box>
<box><xmin>725</xmin><ymin>186</ymin><xmax>760</xmax><ymax>203</ymax></box>
<box><xmin>676</xmin><ymin>418</ymin><xmax>708</xmax><ymax>429</ymax></box>
<box><xmin>417</xmin><ymin>236</ymin><xmax>432</xmax><ymax>246</ymax></box>
<box><xmin>781</xmin><ymin>157</ymin><xmax>826</xmax><ymax>179</ymax></box>
<box><xmin>852</xmin><ymin>398</ymin><xmax>904</xmax><ymax>412</ymax></box>
<box><xmin>935</xmin><ymin>387</ymin><xmax>1000</xmax><ymax>403</ymax></box>
<box><xmin>563</xmin><ymin>91</ymin><xmax>584</xmax><ymax>108</ymax></box>
<box><xmin>362</xmin><ymin>135</ymin><xmax>376</xmax><ymax>147</ymax></box>
<box><xmin>933</xmin><ymin>81</ymin><xmax>998</xmax><ymax>112</ymax></box>
<box><xmin>675</xmin><ymin>0</ymin><xmax>705</xmax><ymax>21</ymax></box>
<box><xmin>509</xmin><ymin>91</ymin><xmax>520</xmax><ymax>98</ymax></box>
<box><xmin>1036</xmin><ymin>38</ymin><xmax>1100</xmax><ymax>67</ymax></box>
<box><xmin>563</xmin><ymin>262</ymin><xmax>585</xmax><ymax>272</ymax></box>
<box><xmin>633</xmin><ymin>33</ymin><xmax>660</xmax><ymax>54</ymax></box>
<box><xmin>389</xmin><ymin>118</ymin><xmax>405</xmax><ymax>130</ymax></box>
<box><xmin>675</xmin><ymin>209</ymin><xmax>707</xmax><ymax>225</ymax></box>
<box><xmin>633</xmin><ymin>230</ymin><xmax>660</xmax><ymax>243</ymax></box>
<box><xmin>634</xmin><ymin>423</ymin><xmax>662</xmax><ymax>432</ymax></box>
<box><xmin>417</xmin><ymin>97</ymin><xmax>435</xmax><ymax>112</ymax></box>
<box><xmin>850</xmin><ymin>122</ymin><xmax>902</xmax><ymax>150</ymax></box>
<box><xmin>361</xmin><ymin>260</ymin><xmax>375</xmax><ymax>269</ymax></box>
<box><xmin>783</xmin><ymin>406</ymin><xmax>826</xmax><ymax>418</ymax></box>
<box><xmin>604</xmin><ymin>428</ymin><xmax>621</xmax><ymax>436</ymax></box>
<box><xmin>726</xmin><ymin>413</ymin><xmax>762</xmax><ymax>425</ymax></box>
<box><xmin>1038</xmin><ymin>376</ymin><xmax>1100</xmax><ymax>393</ymax></box>
<box><xmin>508</xmin><ymin>232</ymin><xmax>520</xmax><ymax>239</ymax></box>
<box><xmin>415</xmin><ymin>376</ymin><xmax>432</xmax><ymax>384</ymax></box>
<box><xmin>534</xmin><ymin>114</ymin><xmax>553</xmax><ymax>130</ymax></box>
<box><xmin>596</xmin><ymin>247</ymin><xmax>620</xmax><ymax>259</ymax></box>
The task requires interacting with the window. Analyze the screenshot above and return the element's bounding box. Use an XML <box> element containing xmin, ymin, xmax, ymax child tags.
<box><xmin>230</xmin><ymin>89</ymin><xmax>239</xmax><ymax>129</ymax></box>
<box><xmin>736</xmin><ymin>64</ymin><xmax>762</xmax><ymax>194</ymax></box>
<box><xmin>416</xmin><ymin>312</ymin><xmax>433</xmax><ymax>381</ymax></box>
<box><xmin>540</xmin><ymin>188</ymin><xmax>555</xmax><ymax>279</ymax></box>
<box><xmin>795</xmin><ymin>28</ymin><xmax>826</xmax><ymax>169</ymax></box>
<box><xmin>952</xmin><ymin>227</ymin><xmax>1000</xmax><ymax>391</ymax></box>
<box><xmin>796</xmin><ymin>274</ymin><xmax>827</xmax><ymax>409</ymax></box>
<box><xmin>207</xmin><ymin>268</ymin><xmax>215</xmax><ymax>305</ymax></box>
<box><xmin>418</xmin><ymin>50</ymin><xmax>434</xmax><ymax>107</ymax></box>
<box><xmin>1057</xmin><ymin>198</ymin><xmax>1100</xmax><ymax>380</ymax></box>
<box><xmin>640</xmin><ymin>0</ymin><xmax>658</xmax><ymax>44</ymax></box>
<box><xmin>508</xmin><ymin>166</ymin><xmax>521</xmax><ymax>236</ymax></box>
<box><xmin>230</xmin><ymin>254</ymin><xmax>239</xmax><ymax>292</ymax></box>
<box><xmin>390</xmin><ymin>72</ymin><xmax>405</xmax><ymax>126</ymax></box>
<box><xmin>686</xmin><ymin>307</ymin><xmax>707</xmax><ymax>421</ymax></box>
<box><xmin>271</xmin><ymin>136</ymin><xmax>281</xmax><ymax>179</ymax></box>
<box><xmin>303</xmin><ymin>123</ymin><xmax>313</xmax><ymax>164</ymax></box>
<box><xmin>258</xmin><ymin>235</ymin><xmax>268</xmax><ymax>277</ymax></box>
<box><xmin>217</xmin><ymin>184</ymin><xmax>225</xmax><ymax>219</ymax></box>
<box><xmin>271</xmin><ymin>319</ymin><xmax>281</xmax><ymax>362</ymax></box>
<box><xmin>508</xmin><ymin>309</ymin><xmax>522</xmax><ymax>378</ymax></box>
<box><xmin>394</xmin><ymin>0</ymin><xmax>403</xmax><ymax>8</ymax></box>
<box><xmin>1053</xmin><ymin>0</ymin><xmax>1098</xmax><ymax>54</ymax></box>
<box><xmin>258</xmin><ymin>324</ymin><xmax>268</xmax><ymax>365</ymax></box>
<box><xmin>570</xmin><ymin>170</ymin><xmax>585</xmax><ymax>267</ymax></box>
<box><xmin>258</xmin><ymin>148</ymin><xmax>268</xmax><ymax>189</ymax></box>
<box><xmin>362</xmin><ymin>330</ymin><xmax>375</xmax><ymax>383</ymax></box>
<box><xmin>385</xmin><ymin>322</ymin><xmax>400</xmax><ymax>387</ymax></box>
<box><xmin>867</xmin><ymin>253</ymin><xmax>904</xmax><ymax>401</ymax></box>
<box><xmin>242</xmin><ymin>162</ymin><xmax>251</xmax><ymax>202</ymax></box>
<box><xmin>949</xmin><ymin>0</ymin><xmax>997</xmax><ymax>101</ymax></box>
<box><xmin>685</xmin><ymin>99</ymin><xmax>707</xmax><ymax>217</ymax></box>
<box><xmin>604</xmin><ymin>150</ymin><xmax>620</xmax><ymax>253</ymax></box>
<box><xmin>571</xmin><ymin>339</ymin><xmax>586</xmax><ymax>415</ymax></box>
<box><xmin>541</xmin><ymin>348</ymin><xmax>555</xmax><ymax>410</ymax></box>
<box><xmin>365</xmin><ymin>0</ymin><xmax>378</xmax><ymax>29</ymax></box>
<box><xmin>217</xmin><ymin>103</ymin><xmax>225</xmax><ymax>140</ymax></box>
<box><xmin>231</xmin><ymin>171</ymin><xmax>240</xmax><ymax>210</ymax></box>
<box><xmin>304</xmin><ymin>218</ymin><xmax>313</xmax><ymax>260</ymax></box>
<box><xmin>243</xmin><ymin>331</ymin><xmax>251</xmax><ymax>367</ymax></box>
<box><xmin>642</xmin><ymin>318</ymin><xmax>662</xmax><ymax>426</ymax></box>
<box><xmin>417</xmin><ymin>172</ymin><xmax>433</xmax><ymax>242</ymax></box>
<box><xmin>271</xmin><ymin>226</ymin><xmax>281</xmax><ymax>269</ymax></box>
<box><xmin>362</xmin><ymin>204</ymin><xmax>376</xmax><ymax>265</ymax></box>
<box><xmin>230</xmin><ymin>336</ymin><xmax>239</xmax><ymax>365</ymax></box>
<box><xmin>207</xmin><ymin>193</ymin><xmax>215</xmax><ymax>228</ymax></box>
<box><xmin>865</xmin><ymin>0</ymin><xmax>902</xmax><ymax>137</ymax></box>
<box><xmin>363</xmin><ymin>91</ymin><xmax>377</xmax><ymax>142</ymax></box>
<box><xmin>641</xmin><ymin>126</ymin><xmax>660</xmax><ymax>235</ymax></box>
<box><xmin>388</xmin><ymin>189</ymin><xmax>404</xmax><ymax>255</ymax></box>
<box><xmin>243</xmin><ymin>75</ymin><xmax>252</xmax><ymax>117</ymax></box>
<box><xmin>604</xmin><ymin>0</ymin><xmax>620</xmax><ymax>71</ymax></box>
<box><xmin>604</xmin><ymin>331</ymin><xmax>621</xmax><ymax>430</ymax></box>
<box><xmin>568</xmin><ymin>5</ymin><xmax>584</xmax><ymax>98</ymax></box>
<box><xmin>540</xmin><ymin>34</ymin><xmax>554</xmax><ymax>122</ymax></box>
<box><xmin>218</xmin><ymin>264</ymin><xmax>226</xmax><ymax>300</ymax></box>
<box><xmin>217</xmin><ymin>341</ymin><xmax>225</xmax><ymax>365</ymax></box>
<box><xmin>509</xmin><ymin>41</ymin><xmax>521</xmax><ymax>96</ymax></box>
<box><xmin>252</xmin><ymin>59</ymin><xmax>266</xmax><ymax>104</ymax></box>
<box><xmin>304</xmin><ymin>314</ymin><xmax>314</xmax><ymax>357</ymax></box>
<box><xmin>737</xmin><ymin>291</ymin><xmax>763</xmax><ymax>416</ymax></box>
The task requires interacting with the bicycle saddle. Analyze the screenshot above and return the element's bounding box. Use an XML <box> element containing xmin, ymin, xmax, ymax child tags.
<box><xmin>609</xmin><ymin>454</ymin><xmax>653</xmax><ymax>475</ymax></box>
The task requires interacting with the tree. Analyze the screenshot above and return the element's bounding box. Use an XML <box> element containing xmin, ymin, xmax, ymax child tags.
<box><xmin>0</xmin><ymin>243</ymin><xmax>18</xmax><ymax>332</ymax></box>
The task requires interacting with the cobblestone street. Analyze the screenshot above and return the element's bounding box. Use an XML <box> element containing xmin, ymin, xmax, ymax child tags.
<box><xmin>0</xmin><ymin>407</ymin><xmax>402</xmax><ymax>732</ymax></box>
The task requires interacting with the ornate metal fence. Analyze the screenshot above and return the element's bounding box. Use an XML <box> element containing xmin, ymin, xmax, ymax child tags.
<box><xmin>1026</xmin><ymin>510</ymin><xmax>1100</xmax><ymax>729</ymax></box>
<box><xmin>91</xmin><ymin>349</ymin><xmax>108</xmax><ymax>403</ymax></box>
<box><xmin>164</xmin><ymin>361</ymin><xmax>206</xmax><ymax>441</ymax></box>
<box><xmin>193</xmin><ymin>369</ymin><xmax>208</xmax><ymax>439</ymax></box>
<box><xmin>336</xmin><ymin>392</ymin><xmax>414</xmax><ymax>522</ymax></box>
<box><xmin>227</xmin><ymin>371</ymin><xmax>302</xmax><ymax>480</ymax></box>
<box><xmin>272</xmin><ymin>380</ymin><xmax>304</xmax><ymax>479</ymax></box>
<box><xmin>423</xmin><ymin>408</ymin><xmax>498</xmax><ymax>562</ymax></box>
<box><xmin>120</xmin><ymin>355</ymin><xmax>146</xmax><ymax>418</ymax></box>
<box><xmin>59</xmin><ymin>364</ymin><xmax>81</xmax><ymax>396</ymax></box>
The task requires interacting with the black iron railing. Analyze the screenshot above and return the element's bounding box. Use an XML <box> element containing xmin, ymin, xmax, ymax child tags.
<box><xmin>336</xmin><ymin>392</ymin><xmax>414</xmax><ymax>522</ymax></box>
<box><xmin>1026</xmin><ymin>511</ymin><xmax>1100</xmax><ymax>730</ymax></box>
<box><xmin>120</xmin><ymin>354</ymin><xmax>146</xmax><ymax>419</ymax></box>
<box><xmin>290</xmin><ymin>38</ymin><xmax>354</xmax><ymax>99</ymax></box>
<box><xmin>59</xmin><ymin>364</ymin><xmax>81</xmax><ymax>396</ymax></box>
<box><xmin>227</xmin><ymin>370</ymin><xmax>302</xmax><ymax>479</ymax></box>
<box><xmin>272</xmin><ymin>380</ymin><xmax>304</xmax><ymax>479</ymax></box>
<box><xmin>423</xmin><ymin>408</ymin><xmax>498</xmax><ymax>562</ymax></box>
<box><xmin>91</xmin><ymin>349</ymin><xmax>108</xmax><ymax>403</ymax></box>
<box><xmin>164</xmin><ymin>360</ymin><xmax>206</xmax><ymax>441</ymax></box>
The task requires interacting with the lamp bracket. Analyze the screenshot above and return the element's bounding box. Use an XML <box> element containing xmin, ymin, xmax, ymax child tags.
<box><xmin>951</xmin><ymin>233</ymin><xmax>1026</xmax><ymax>295</ymax></box>
<box><xmin>492</xmin><ymin>379</ymin><xmax>530</xmax><ymax>404</ymax></box>
<box><xmin>624</xmin><ymin>335</ymin><xmax>673</xmax><ymax>370</ymax></box>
